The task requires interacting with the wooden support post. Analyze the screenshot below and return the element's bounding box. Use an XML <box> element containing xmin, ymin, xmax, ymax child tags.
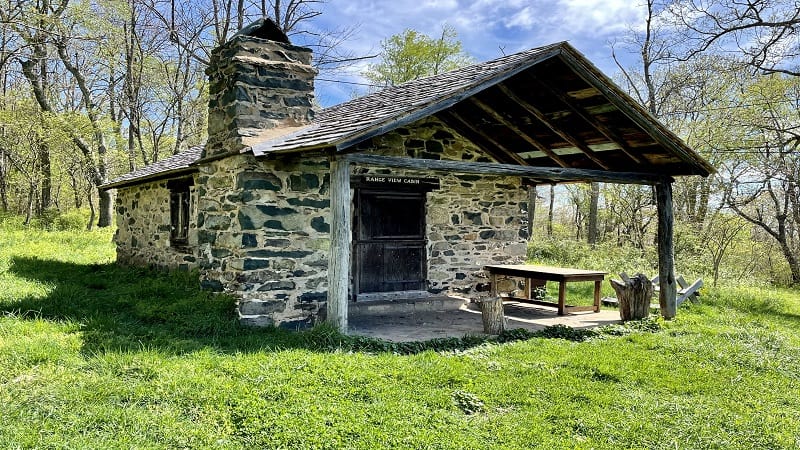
<box><xmin>327</xmin><ymin>157</ymin><xmax>351</xmax><ymax>332</ymax></box>
<box><xmin>656</xmin><ymin>182</ymin><xmax>677</xmax><ymax>319</ymax></box>
<box><xmin>528</xmin><ymin>184</ymin><xmax>536</xmax><ymax>240</ymax></box>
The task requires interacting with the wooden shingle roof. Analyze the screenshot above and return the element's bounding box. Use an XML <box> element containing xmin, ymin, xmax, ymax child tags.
<box><xmin>101</xmin><ymin>146</ymin><xmax>202</xmax><ymax>190</ymax></box>
<box><xmin>250</xmin><ymin>42</ymin><xmax>566</xmax><ymax>156</ymax></box>
<box><xmin>103</xmin><ymin>41</ymin><xmax>713</xmax><ymax>190</ymax></box>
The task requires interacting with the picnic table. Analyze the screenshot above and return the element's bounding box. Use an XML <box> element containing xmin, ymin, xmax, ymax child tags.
<box><xmin>483</xmin><ymin>264</ymin><xmax>606</xmax><ymax>315</ymax></box>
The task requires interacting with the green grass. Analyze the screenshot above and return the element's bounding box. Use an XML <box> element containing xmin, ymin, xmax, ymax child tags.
<box><xmin>1</xmin><ymin>226</ymin><xmax>800</xmax><ymax>448</ymax></box>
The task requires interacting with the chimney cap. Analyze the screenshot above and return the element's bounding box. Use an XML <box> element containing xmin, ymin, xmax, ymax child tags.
<box><xmin>233</xmin><ymin>18</ymin><xmax>291</xmax><ymax>44</ymax></box>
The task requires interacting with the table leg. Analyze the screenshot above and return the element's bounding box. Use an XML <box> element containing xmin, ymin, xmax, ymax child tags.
<box><xmin>490</xmin><ymin>273</ymin><xmax>497</xmax><ymax>297</ymax></box>
<box><xmin>524</xmin><ymin>278</ymin><xmax>532</xmax><ymax>300</ymax></box>
<box><xmin>558</xmin><ymin>281</ymin><xmax>566</xmax><ymax>315</ymax></box>
<box><xmin>594</xmin><ymin>280</ymin><xmax>601</xmax><ymax>313</ymax></box>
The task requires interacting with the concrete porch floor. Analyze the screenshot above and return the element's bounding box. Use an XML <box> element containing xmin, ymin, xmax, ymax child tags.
<box><xmin>348</xmin><ymin>297</ymin><xmax>621</xmax><ymax>342</ymax></box>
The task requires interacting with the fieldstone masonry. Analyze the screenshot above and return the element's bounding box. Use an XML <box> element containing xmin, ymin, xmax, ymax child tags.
<box><xmin>113</xmin><ymin>26</ymin><xmax>528</xmax><ymax>329</ymax></box>
<box><xmin>114</xmin><ymin>177</ymin><xmax>199</xmax><ymax>270</ymax></box>
<box><xmin>204</xmin><ymin>34</ymin><xmax>316</xmax><ymax>159</ymax></box>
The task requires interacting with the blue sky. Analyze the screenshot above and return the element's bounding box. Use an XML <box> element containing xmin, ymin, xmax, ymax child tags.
<box><xmin>305</xmin><ymin>0</ymin><xmax>648</xmax><ymax>106</ymax></box>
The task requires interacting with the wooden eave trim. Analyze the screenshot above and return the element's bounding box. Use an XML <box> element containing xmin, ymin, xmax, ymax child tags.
<box><xmin>557</xmin><ymin>47</ymin><xmax>715</xmax><ymax>176</ymax></box>
<box><xmin>343</xmin><ymin>153</ymin><xmax>673</xmax><ymax>185</ymax></box>
<box><xmin>329</xmin><ymin>45</ymin><xmax>566</xmax><ymax>153</ymax></box>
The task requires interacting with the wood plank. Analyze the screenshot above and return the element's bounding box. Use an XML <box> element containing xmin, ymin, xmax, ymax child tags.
<box><xmin>327</xmin><ymin>157</ymin><xmax>351</xmax><ymax>332</ymax></box>
<box><xmin>342</xmin><ymin>153</ymin><xmax>672</xmax><ymax>185</ymax></box>
<box><xmin>441</xmin><ymin>110</ymin><xmax>530</xmax><ymax>166</ymax></box>
<box><xmin>469</xmin><ymin>97</ymin><xmax>571</xmax><ymax>168</ymax></box>
<box><xmin>496</xmin><ymin>84</ymin><xmax>610</xmax><ymax>170</ymax></box>
<box><xmin>656</xmin><ymin>181</ymin><xmax>677</xmax><ymax>319</ymax></box>
<box><xmin>531</xmin><ymin>76</ymin><xmax>644</xmax><ymax>164</ymax></box>
<box><xmin>558</xmin><ymin>47</ymin><xmax>714</xmax><ymax>176</ymax></box>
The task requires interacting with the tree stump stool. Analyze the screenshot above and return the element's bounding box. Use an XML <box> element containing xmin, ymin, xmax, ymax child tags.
<box><xmin>478</xmin><ymin>297</ymin><xmax>506</xmax><ymax>334</ymax></box>
<box><xmin>610</xmin><ymin>273</ymin><xmax>653</xmax><ymax>321</ymax></box>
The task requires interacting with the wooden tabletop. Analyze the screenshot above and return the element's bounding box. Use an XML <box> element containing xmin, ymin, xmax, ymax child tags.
<box><xmin>483</xmin><ymin>264</ymin><xmax>606</xmax><ymax>282</ymax></box>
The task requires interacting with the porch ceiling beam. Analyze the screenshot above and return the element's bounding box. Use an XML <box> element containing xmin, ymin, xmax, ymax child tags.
<box><xmin>531</xmin><ymin>76</ymin><xmax>644</xmax><ymax>164</ymax></box>
<box><xmin>343</xmin><ymin>153</ymin><xmax>672</xmax><ymax>185</ymax></box>
<box><xmin>469</xmin><ymin>97</ymin><xmax>571</xmax><ymax>168</ymax></box>
<box><xmin>441</xmin><ymin>110</ymin><xmax>530</xmax><ymax>166</ymax></box>
<box><xmin>496</xmin><ymin>84</ymin><xmax>609</xmax><ymax>170</ymax></box>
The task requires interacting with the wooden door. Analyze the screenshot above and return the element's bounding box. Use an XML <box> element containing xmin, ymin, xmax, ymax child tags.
<box><xmin>355</xmin><ymin>190</ymin><xmax>426</xmax><ymax>294</ymax></box>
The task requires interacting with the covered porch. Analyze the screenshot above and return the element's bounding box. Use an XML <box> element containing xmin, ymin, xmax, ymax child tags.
<box><xmin>348</xmin><ymin>296</ymin><xmax>621</xmax><ymax>342</ymax></box>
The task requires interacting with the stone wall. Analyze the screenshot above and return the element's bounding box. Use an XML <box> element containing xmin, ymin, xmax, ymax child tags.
<box><xmin>114</xmin><ymin>177</ymin><xmax>199</xmax><ymax>270</ymax></box>
<box><xmin>353</xmin><ymin>117</ymin><xmax>529</xmax><ymax>295</ymax></box>
<box><xmin>195</xmin><ymin>153</ymin><xmax>331</xmax><ymax>329</ymax></box>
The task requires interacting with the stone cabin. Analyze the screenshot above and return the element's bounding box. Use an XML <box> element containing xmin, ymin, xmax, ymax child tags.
<box><xmin>101</xmin><ymin>19</ymin><xmax>713</xmax><ymax>330</ymax></box>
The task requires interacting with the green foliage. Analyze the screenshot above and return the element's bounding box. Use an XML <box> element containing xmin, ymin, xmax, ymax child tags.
<box><xmin>2</xmin><ymin>225</ymin><xmax>800</xmax><ymax>448</ymax></box>
<box><xmin>364</xmin><ymin>25</ymin><xmax>473</xmax><ymax>87</ymax></box>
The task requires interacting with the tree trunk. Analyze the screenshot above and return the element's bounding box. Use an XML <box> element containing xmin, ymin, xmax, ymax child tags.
<box><xmin>610</xmin><ymin>274</ymin><xmax>652</xmax><ymax>321</ymax></box>
<box><xmin>478</xmin><ymin>297</ymin><xmax>505</xmax><ymax>334</ymax></box>
<box><xmin>587</xmin><ymin>182</ymin><xmax>599</xmax><ymax>244</ymax></box>
<box><xmin>97</xmin><ymin>187</ymin><xmax>112</xmax><ymax>228</ymax></box>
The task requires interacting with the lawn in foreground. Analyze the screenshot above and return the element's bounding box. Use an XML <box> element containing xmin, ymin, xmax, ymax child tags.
<box><xmin>1</xmin><ymin>227</ymin><xmax>799</xmax><ymax>449</ymax></box>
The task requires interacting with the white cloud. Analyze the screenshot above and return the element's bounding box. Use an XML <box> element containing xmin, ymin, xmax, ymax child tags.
<box><xmin>556</xmin><ymin>0</ymin><xmax>645</xmax><ymax>34</ymax></box>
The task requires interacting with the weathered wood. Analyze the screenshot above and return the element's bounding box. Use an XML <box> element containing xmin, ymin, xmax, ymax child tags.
<box><xmin>677</xmin><ymin>278</ymin><xmax>703</xmax><ymax>306</ymax></box>
<box><xmin>343</xmin><ymin>154</ymin><xmax>672</xmax><ymax>185</ymax></box>
<box><xmin>558</xmin><ymin>47</ymin><xmax>714</xmax><ymax>176</ymax></box>
<box><xmin>470</xmin><ymin>97</ymin><xmax>571</xmax><ymax>168</ymax></box>
<box><xmin>497</xmin><ymin>84</ymin><xmax>609</xmax><ymax>170</ymax></box>
<box><xmin>331</xmin><ymin>46</ymin><xmax>565</xmax><ymax>152</ymax></box>
<box><xmin>610</xmin><ymin>273</ymin><xmax>653</xmax><ymax>321</ymax></box>
<box><xmin>442</xmin><ymin>110</ymin><xmax>530</xmax><ymax>166</ymax></box>
<box><xmin>327</xmin><ymin>157</ymin><xmax>351</xmax><ymax>332</ymax></box>
<box><xmin>656</xmin><ymin>182</ymin><xmax>677</xmax><ymax>319</ymax></box>
<box><xmin>531</xmin><ymin>76</ymin><xmax>644</xmax><ymax>165</ymax></box>
<box><xmin>527</xmin><ymin>184</ymin><xmax>536</xmax><ymax>240</ymax></box>
<box><xmin>478</xmin><ymin>297</ymin><xmax>506</xmax><ymax>334</ymax></box>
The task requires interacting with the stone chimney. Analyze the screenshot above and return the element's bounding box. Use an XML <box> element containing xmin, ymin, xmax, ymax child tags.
<box><xmin>204</xmin><ymin>19</ymin><xmax>317</xmax><ymax>159</ymax></box>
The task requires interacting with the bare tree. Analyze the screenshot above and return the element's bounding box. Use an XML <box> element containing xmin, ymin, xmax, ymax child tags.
<box><xmin>666</xmin><ymin>0</ymin><xmax>800</xmax><ymax>77</ymax></box>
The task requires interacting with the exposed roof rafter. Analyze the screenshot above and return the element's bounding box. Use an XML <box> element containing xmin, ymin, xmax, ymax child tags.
<box><xmin>495</xmin><ymin>84</ymin><xmax>609</xmax><ymax>170</ymax></box>
<box><xmin>531</xmin><ymin>76</ymin><xmax>644</xmax><ymax>165</ymax></box>
<box><xmin>469</xmin><ymin>97</ymin><xmax>570</xmax><ymax>168</ymax></box>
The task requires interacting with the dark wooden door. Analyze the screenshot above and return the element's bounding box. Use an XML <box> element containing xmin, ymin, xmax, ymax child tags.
<box><xmin>355</xmin><ymin>190</ymin><xmax>426</xmax><ymax>294</ymax></box>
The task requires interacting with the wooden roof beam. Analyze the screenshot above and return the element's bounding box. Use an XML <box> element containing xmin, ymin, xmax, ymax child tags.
<box><xmin>441</xmin><ymin>110</ymin><xmax>530</xmax><ymax>166</ymax></box>
<box><xmin>496</xmin><ymin>84</ymin><xmax>609</xmax><ymax>170</ymax></box>
<box><xmin>531</xmin><ymin>76</ymin><xmax>644</xmax><ymax>164</ymax></box>
<box><xmin>469</xmin><ymin>97</ymin><xmax>571</xmax><ymax>168</ymax></box>
<box><xmin>343</xmin><ymin>153</ymin><xmax>672</xmax><ymax>185</ymax></box>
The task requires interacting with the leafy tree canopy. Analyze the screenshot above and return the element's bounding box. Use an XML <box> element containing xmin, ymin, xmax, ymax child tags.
<box><xmin>364</xmin><ymin>24</ymin><xmax>473</xmax><ymax>87</ymax></box>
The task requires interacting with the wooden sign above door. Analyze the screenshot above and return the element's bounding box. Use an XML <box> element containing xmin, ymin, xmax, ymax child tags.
<box><xmin>352</xmin><ymin>175</ymin><xmax>440</xmax><ymax>191</ymax></box>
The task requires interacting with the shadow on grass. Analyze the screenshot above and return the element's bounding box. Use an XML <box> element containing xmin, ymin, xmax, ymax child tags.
<box><xmin>5</xmin><ymin>256</ymin><xmax>664</xmax><ymax>356</ymax></box>
<box><xmin>3</xmin><ymin>256</ymin><xmax>526</xmax><ymax>356</ymax></box>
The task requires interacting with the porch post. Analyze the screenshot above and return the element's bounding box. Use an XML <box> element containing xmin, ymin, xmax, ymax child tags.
<box><xmin>527</xmin><ymin>184</ymin><xmax>536</xmax><ymax>240</ymax></box>
<box><xmin>655</xmin><ymin>181</ymin><xmax>677</xmax><ymax>319</ymax></box>
<box><xmin>327</xmin><ymin>156</ymin><xmax>351</xmax><ymax>332</ymax></box>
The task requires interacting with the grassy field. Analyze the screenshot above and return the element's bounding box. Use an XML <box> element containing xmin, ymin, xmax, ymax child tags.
<box><xmin>1</xmin><ymin>225</ymin><xmax>800</xmax><ymax>449</ymax></box>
